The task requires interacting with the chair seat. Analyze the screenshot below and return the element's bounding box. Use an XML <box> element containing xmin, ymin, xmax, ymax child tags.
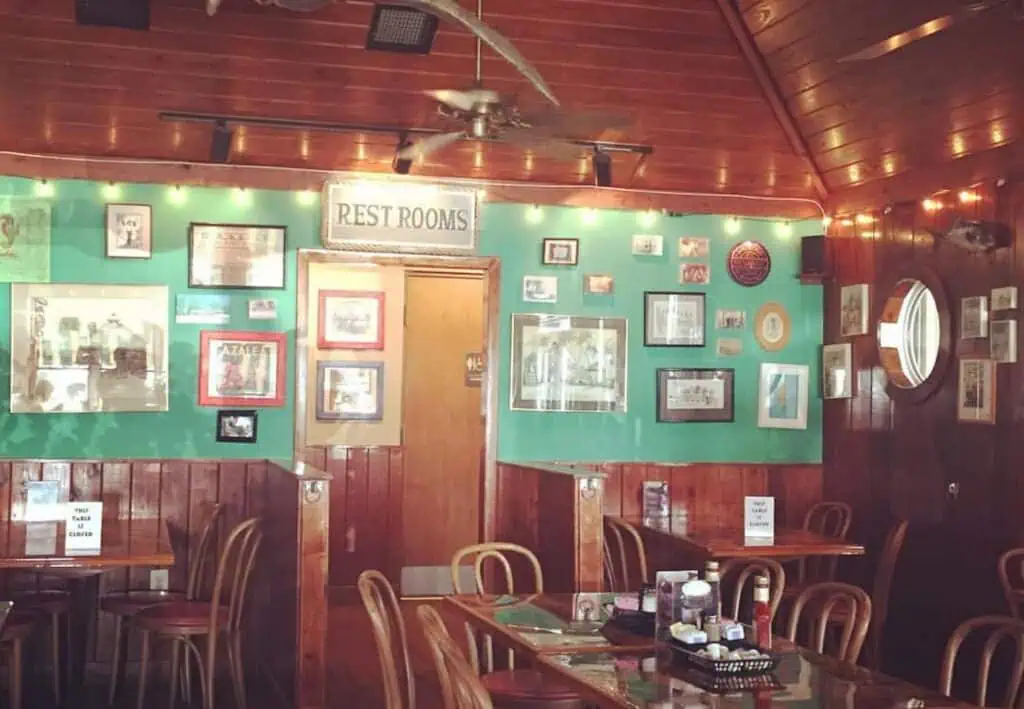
<box><xmin>1</xmin><ymin>611</ymin><xmax>38</xmax><ymax>643</ymax></box>
<box><xmin>12</xmin><ymin>590</ymin><xmax>71</xmax><ymax>615</ymax></box>
<box><xmin>133</xmin><ymin>601</ymin><xmax>228</xmax><ymax>635</ymax></box>
<box><xmin>482</xmin><ymin>670</ymin><xmax>580</xmax><ymax>700</ymax></box>
<box><xmin>101</xmin><ymin>590</ymin><xmax>186</xmax><ymax>616</ymax></box>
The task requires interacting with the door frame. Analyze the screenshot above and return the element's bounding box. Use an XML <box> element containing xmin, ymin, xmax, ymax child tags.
<box><xmin>294</xmin><ymin>249</ymin><xmax>502</xmax><ymax>547</ymax></box>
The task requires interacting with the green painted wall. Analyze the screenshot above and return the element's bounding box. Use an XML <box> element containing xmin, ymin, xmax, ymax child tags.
<box><xmin>478</xmin><ymin>204</ymin><xmax>823</xmax><ymax>463</ymax></box>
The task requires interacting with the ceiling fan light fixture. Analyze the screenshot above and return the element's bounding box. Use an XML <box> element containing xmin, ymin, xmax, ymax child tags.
<box><xmin>592</xmin><ymin>151</ymin><xmax>612</xmax><ymax>187</ymax></box>
<box><xmin>366</xmin><ymin>4</ymin><xmax>439</xmax><ymax>54</ymax></box>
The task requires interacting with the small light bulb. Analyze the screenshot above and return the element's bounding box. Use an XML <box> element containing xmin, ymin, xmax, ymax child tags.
<box><xmin>855</xmin><ymin>213</ymin><xmax>875</xmax><ymax>225</ymax></box>
<box><xmin>724</xmin><ymin>216</ymin><xmax>741</xmax><ymax>235</ymax></box>
<box><xmin>34</xmin><ymin>180</ymin><xmax>54</xmax><ymax>198</ymax></box>
<box><xmin>101</xmin><ymin>182</ymin><xmax>121</xmax><ymax>200</ymax></box>
<box><xmin>582</xmin><ymin>208</ymin><xmax>598</xmax><ymax>225</ymax></box>
<box><xmin>639</xmin><ymin>209</ymin><xmax>657</xmax><ymax>228</ymax></box>
<box><xmin>958</xmin><ymin>190</ymin><xmax>980</xmax><ymax>204</ymax></box>
<box><xmin>839</xmin><ymin>218</ymin><xmax>854</xmax><ymax>227</ymax></box>
<box><xmin>525</xmin><ymin>205</ymin><xmax>543</xmax><ymax>225</ymax></box>
<box><xmin>233</xmin><ymin>187</ymin><xmax>252</xmax><ymax>206</ymax></box>
<box><xmin>296</xmin><ymin>190</ymin><xmax>316</xmax><ymax>206</ymax></box>
<box><xmin>922</xmin><ymin>198</ymin><xmax>943</xmax><ymax>212</ymax></box>
<box><xmin>168</xmin><ymin>185</ymin><xmax>187</xmax><ymax>205</ymax></box>
<box><xmin>822</xmin><ymin>215</ymin><xmax>833</xmax><ymax>229</ymax></box>
<box><xmin>476</xmin><ymin>188</ymin><xmax>487</xmax><ymax>200</ymax></box>
<box><xmin>775</xmin><ymin>221</ymin><xmax>792</xmax><ymax>237</ymax></box>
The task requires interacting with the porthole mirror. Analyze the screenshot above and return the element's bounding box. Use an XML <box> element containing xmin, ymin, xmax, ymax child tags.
<box><xmin>876</xmin><ymin>267</ymin><xmax>951</xmax><ymax>402</ymax></box>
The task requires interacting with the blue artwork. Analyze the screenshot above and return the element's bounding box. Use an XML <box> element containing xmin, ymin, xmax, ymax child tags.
<box><xmin>767</xmin><ymin>373</ymin><xmax>799</xmax><ymax>420</ymax></box>
<box><xmin>175</xmin><ymin>294</ymin><xmax>231</xmax><ymax>325</ymax></box>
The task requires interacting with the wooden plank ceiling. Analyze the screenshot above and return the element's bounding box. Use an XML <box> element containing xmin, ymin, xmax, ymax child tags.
<box><xmin>0</xmin><ymin>0</ymin><xmax>818</xmax><ymax>198</ymax></box>
<box><xmin>741</xmin><ymin>0</ymin><xmax>1024</xmax><ymax>196</ymax></box>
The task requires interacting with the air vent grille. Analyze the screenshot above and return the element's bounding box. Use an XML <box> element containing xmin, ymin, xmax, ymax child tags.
<box><xmin>75</xmin><ymin>0</ymin><xmax>150</xmax><ymax>30</ymax></box>
<box><xmin>366</xmin><ymin>4</ymin><xmax>439</xmax><ymax>54</ymax></box>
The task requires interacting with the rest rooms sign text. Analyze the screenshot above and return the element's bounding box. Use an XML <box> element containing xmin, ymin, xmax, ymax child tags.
<box><xmin>322</xmin><ymin>179</ymin><xmax>478</xmax><ymax>252</ymax></box>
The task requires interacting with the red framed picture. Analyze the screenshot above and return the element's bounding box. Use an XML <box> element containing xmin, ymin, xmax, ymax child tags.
<box><xmin>198</xmin><ymin>330</ymin><xmax>287</xmax><ymax>407</ymax></box>
<box><xmin>318</xmin><ymin>290</ymin><xmax>385</xmax><ymax>350</ymax></box>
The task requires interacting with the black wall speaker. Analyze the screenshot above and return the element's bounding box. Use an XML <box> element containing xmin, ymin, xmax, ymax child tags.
<box><xmin>800</xmin><ymin>235</ymin><xmax>827</xmax><ymax>278</ymax></box>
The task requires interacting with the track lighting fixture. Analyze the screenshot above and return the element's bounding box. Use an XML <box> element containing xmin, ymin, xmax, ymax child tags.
<box><xmin>209</xmin><ymin>120</ymin><xmax>233</xmax><ymax>164</ymax></box>
<box><xmin>592</xmin><ymin>150</ymin><xmax>612</xmax><ymax>187</ymax></box>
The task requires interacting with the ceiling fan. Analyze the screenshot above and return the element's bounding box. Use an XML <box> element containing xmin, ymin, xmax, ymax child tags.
<box><xmin>835</xmin><ymin>0</ymin><xmax>1024</xmax><ymax>63</ymax></box>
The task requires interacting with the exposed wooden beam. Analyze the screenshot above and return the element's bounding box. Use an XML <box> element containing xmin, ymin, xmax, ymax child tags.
<box><xmin>713</xmin><ymin>0</ymin><xmax>830</xmax><ymax>201</ymax></box>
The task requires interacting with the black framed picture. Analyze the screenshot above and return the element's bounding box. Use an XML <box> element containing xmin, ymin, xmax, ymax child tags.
<box><xmin>188</xmin><ymin>223</ymin><xmax>287</xmax><ymax>289</ymax></box>
<box><xmin>541</xmin><ymin>238</ymin><xmax>579</xmax><ymax>266</ymax></box>
<box><xmin>656</xmin><ymin>368</ymin><xmax>734</xmax><ymax>422</ymax></box>
<box><xmin>216</xmin><ymin>409</ymin><xmax>258</xmax><ymax>443</ymax></box>
<box><xmin>643</xmin><ymin>291</ymin><xmax>705</xmax><ymax>347</ymax></box>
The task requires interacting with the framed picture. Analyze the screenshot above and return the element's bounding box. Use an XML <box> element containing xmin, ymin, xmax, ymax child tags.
<box><xmin>961</xmin><ymin>296</ymin><xmax>989</xmax><ymax>339</ymax></box>
<box><xmin>757</xmin><ymin>363</ymin><xmax>809</xmax><ymax>430</ymax></box>
<box><xmin>992</xmin><ymin>286</ymin><xmax>1018</xmax><ymax>311</ymax></box>
<box><xmin>822</xmin><ymin>343</ymin><xmax>853</xmax><ymax>399</ymax></box>
<box><xmin>840</xmin><ymin>284</ymin><xmax>869</xmax><ymax>337</ymax></box>
<box><xmin>754</xmin><ymin>302</ymin><xmax>791</xmax><ymax>352</ymax></box>
<box><xmin>957</xmin><ymin>358</ymin><xmax>996</xmax><ymax>424</ymax></box>
<box><xmin>316</xmin><ymin>361</ymin><xmax>384</xmax><ymax>421</ymax></box>
<box><xmin>510</xmin><ymin>313</ymin><xmax>627</xmax><ymax>412</ymax></box>
<box><xmin>198</xmin><ymin>330</ymin><xmax>287</xmax><ymax>407</ymax></box>
<box><xmin>644</xmin><ymin>292</ymin><xmax>705</xmax><ymax>347</ymax></box>
<box><xmin>656</xmin><ymin>368</ymin><xmax>734</xmax><ymax>423</ymax></box>
<box><xmin>105</xmin><ymin>203</ymin><xmax>152</xmax><ymax>259</ymax></box>
<box><xmin>542</xmin><ymin>238</ymin><xmax>579</xmax><ymax>265</ymax></box>
<box><xmin>678</xmin><ymin>237</ymin><xmax>709</xmax><ymax>259</ymax></box>
<box><xmin>631</xmin><ymin>234</ymin><xmax>663</xmax><ymax>256</ymax></box>
<box><xmin>522</xmin><ymin>276</ymin><xmax>558</xmax><ymax>303</ymax></box>
<box><xmin>248</xmin><ymin>298</ymin><xmax>277</xmax><ymax>320</ymax></box>
<box><xmin>716</xmin><ymin>337</ymin><xmax>742</xmax><ymax>356</ymax></box>
<box><xmin>188</xmin><ymin>223</ymin><xmax>286</xmax><ymax>289</ymax></box>
<box><xmin>10</xmin><ymin>284</ymin><xmax>170</xmax><ymax>413</ymax></box>
<box><xmin>584</xmin><ymin>274</ymin><xmax>614</xmax><ymax>294</ymax></box>
<box><xmin>318</xmin><ymin>290</ymin><xmax>385</xmax><ymax>350</ymax></box>
<box><xmin>679</xmin><ymin>263</ymin><xmax>710</xmax><ymax>285</ymax></box>
<box><xmin>716</xmin><ymin>309</ymin><xmax>746</xmax><ymax>329</ymax></box>
<box><xmin>991</xmin><ymin>320</ymin><xmax>1017</xmax><ymax>363</ymax></box>
<box><xmin>216</xmin><ymin>410</ymin><xmax>258</xmax><ymax>443</ymax></box>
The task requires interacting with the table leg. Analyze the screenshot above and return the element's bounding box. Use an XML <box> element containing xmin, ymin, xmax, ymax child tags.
<box><xmin>68</xmin><ymin>574</ymin><xmax>101</xmax><ymax>694</ymax></box>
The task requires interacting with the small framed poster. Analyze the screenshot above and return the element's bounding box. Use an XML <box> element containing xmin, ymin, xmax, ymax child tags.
<box><xmin>583</xmin><ymin>274</ymin><xmax>614</xmax><ymax>294</ymax></box>
<box><xmin>643</xmin><ymin>292</ymin><xmax>705</xmax><ymax>347</ymax></box>
<box><xmin>216</xmin><ymin>410</ymin><xmax>258</xmax><ymax>443</ymax></box>
<box><xmin>992</xmin><ymin>286</ymin><xmax>1018</xmax><ymax>311</ymax></box>
<box><xmin>957</xmin><ymin>358</ymin><xmax>996</xmax><ymax>424</ymax></box>
<box><xmin>188</xmin><ymin>223</ymin><xmax>286</xmax><ymax>289</ymax></box>
<box><xmin>316</xmin><ymin>360</ymin><xmax>384</xmax><ymax>421</ymax></box>
<box><xmin>541</xmin><ymin>238</ymin><xmax>579</xmax><ymax>265</ymax></box>
<box><xmin>991</xmin><ymin>320</ymin><xmax>1018</xmax><ymax>364</ymax></box>
<box><xmin>105</xmin><ymin>203</ymin><xmax>152</xmax><ymax>259</ymax></box>
<box><xmin>822</xmin><ymin>343</ymin><xmax>854</xmax><ymax>399</ymax></box>
<box><xmin>656</xmin><ymin>368</ymin><xmax>734</xmax><ymax>423</ymax></box>
<box><xmin>632</xmin><ymin>234</ymin><xmax>663</xmax><ymax>256</ymax></box>
<box><xmin>318</xmin><ymin>290</ymin><xmax>385</xmax><ymax>350</ymax></box>
<box><xmin>757</xmin><ymin>363</ymin><xmax>809</xmax><ymax>430</ymax></box>
<box><xmin>961</xmin><ymin>296</ymin><xmax>989</xmax><ymax>339</ymax></box>
<box><xmin>754</xmin><ymin>302</ymin><xmax>791</xmax><ymax>352</ymax></box>
<box><xmin>840</xmin><ymin>284</ymin><xmax>870</xmax><ymax>337</ymax></box>
<box><xmin>198</xmin><ymin>330</ymin><xmax>287</xmax><ymax>407</ymax></box>
<box><xmin>522</xmin><ymin>276</ymin><xmax>558</xmax><ymax>303</ymax></box>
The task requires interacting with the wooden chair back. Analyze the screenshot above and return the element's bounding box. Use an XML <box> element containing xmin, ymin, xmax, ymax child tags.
<box><xmin>786</xmin><ymin>581</ymin><xmax>871</xmax><ymax>664</ymax></box>
<box><xmin>450</xmin><ymin>543</ymin><xmax>543</xmax><ymax>595</ymax></box>
<box><xmin>603</xmin><ymin>517</ymin><xmax>648</xmax><ymax>592</ymax></box>
<box><xmin>864</xmin><ymin>519</ymin><xmax>909</xmax><ymax>669</ymax></box>
<box><xmin>939</xmin><ymin>615</ymin><xmax>1024</xmax><ymax>708</ymax></box>
<box><xmin>417</xmin><ymin>605</ymin><xmax>493</xmax><ymax>709</ymax></box>
<box><xmin>187</xmin><ymin>503</ymin><xmax>227</xmax><ymax>600</ymax></box>
<box><xmin>798</xmin><ymin>502</ymin><xmax>853</xmax><ymax>583</ymax></box>
<box><xmin>208</xmin><ymin>517</ymin><xmax>262</xmax><ymax>635</ymax></box>
<box><xmin>721</xmin><ymin>558</ymin><xmax>785</xmax><ymax>623</ymax></box>
<box><xmin>358</xmin><ymin>570</ymin><xmax>415</xmax><ymax>709</ymax></box>
<box><xmin>998</xmin><ymin>549</ymin><xmax>1024</xmax><ymax>619</ymax></box>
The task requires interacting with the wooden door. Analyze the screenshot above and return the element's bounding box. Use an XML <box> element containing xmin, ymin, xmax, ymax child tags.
<box><xmin>400</xmin><ymin>271</ymin><xmax>485</xmax><ymax>594</ymax></box>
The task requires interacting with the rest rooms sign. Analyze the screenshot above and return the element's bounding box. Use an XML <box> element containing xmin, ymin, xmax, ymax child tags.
<box><xmin>322</xmin><ymin>179</ymin><xmax>478</xmax><ymax>252</ymax></box>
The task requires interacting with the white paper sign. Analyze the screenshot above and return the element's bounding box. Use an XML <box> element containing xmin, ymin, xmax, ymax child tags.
<box><xmin>744</xmin><ymin>496</ymin><xmax>775</xmax><ymax>540</ymax></box>
<box><xmin>64</xmin><ymin>502</ymin><xmax>103</xmax><ymax>553</ymax></box>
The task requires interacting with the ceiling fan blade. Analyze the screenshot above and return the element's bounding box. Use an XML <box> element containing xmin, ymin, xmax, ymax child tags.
<box><xmin>397</xmin><ymin>131</ymin><xmax>466</xmax><ymax>160</ymax></box>
<box><xmin>397</xmin><ymin>0</ymin><xmax>560</xmax><ymax>107</ymax></box>
<box><xmin>425</xmin><ymin>89</ymin><xmax>498</xmax><ymax>112</ymax></box>
<box><xmin>206</xmin><ymin>0</ymin><xmax>223</xmax><ymax>15</ymax></box>
<box><xmin>502</xmin><ymin>128</ymin><xmax>583</xmax><ymax>161</ymax></box>
<box><xmin>835</xmin><ymin>3</ymin><xmax>995</xmax><ymax>63</ymax></box>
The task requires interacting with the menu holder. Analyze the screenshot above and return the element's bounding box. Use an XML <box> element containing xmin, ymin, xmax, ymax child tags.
<box><xmin>744</xmin><ymin>496</ymin><xmax>775</xmax><ymax>544</ymax></box>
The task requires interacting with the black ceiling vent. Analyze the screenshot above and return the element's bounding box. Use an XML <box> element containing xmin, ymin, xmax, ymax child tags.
<box><xmin>76</xmin><ymin>0</ymin><xmax>151</xmax><ymax>30</ymax></box>
<box><xmin>366</xmin><ymin>4</ymin><xmax>439</xmax><ymax>54</ymax></box>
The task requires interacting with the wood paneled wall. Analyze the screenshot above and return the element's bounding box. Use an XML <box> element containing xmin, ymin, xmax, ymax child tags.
<box><xmin>823</xmin><ymin>179</ymin><xmax>1024</xmax><ymax>687</ymax></box>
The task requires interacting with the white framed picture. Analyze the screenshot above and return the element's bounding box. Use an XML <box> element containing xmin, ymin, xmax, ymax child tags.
<box><xmin>522</xmin><ymin>275</ymin><xmax>558</xmax><ymax>303</ymax></box>
<box><xmin>991</xmin><ymin>320</ymin><xmax>1017</xmax><ymax>363</ymax></box>
<box><xmin>839</xmin><ymin>284</ymin><xmax>869</xmax><ymax>337</ymax></box>
<box><xmin>822</xmin><ymin>343</ymin><xmax>853</xmax><ymax>399</ymax></box>
<box><xmin>631</xmin><ymin>234</ymin><xmax>663</xmax><ymax>256</ymax></box>
<box><xmin>961</xmin><ymin>296</ymin><xmax>989</xmax><ymax>339</ymax></box>
<box><xmin>957</xmin><ymin>358</ymin><xmax>996</xmax><ymax>424</ymax></box>
<box><xmin>757</xmin><ymin>363</ymin><xmax>809</xmax><ymax>429</ymax></box>
<box><xmin>678</xmin><ymin>237</ymin><xmax>709</xmax><ymax>259</ymax></box>
<box><xmin>105</xmin><ymin>203</ymin><xmax>152</xmax><ymax>259</ymax></box>
<box><xmin>991</xmin><ymin>286</ymin><xmax>1018</xmax><ymax>311</ymax></box>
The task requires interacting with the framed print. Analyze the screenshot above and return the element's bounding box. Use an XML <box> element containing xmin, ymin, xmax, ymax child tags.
<box><xmin>248</xmin><ymin>298</ymin><xmax>277</xmax><ymax>320</ymax></box>
<box><xmin>757</xmin><ymin>363</ymin><xmax>809</xmax><ymax>430</ymax></box>
<box><xmin>318</xmin><ymin>290</ymin><xmax>385</xmax><ymax>349</ymax></box>
<box><xmin>716</xmin><ymin>309</ymin><xmax>746</xmax><ymax>329</ymax></box>
<box><xmin>584</xmin><ymin>274</ymin><xmax>614</xmax><ymax>294</ymax></box>
<box><xmin>679</xmin><ymin>262</ymin><xmax>710</xmax><ymax>285</ymax></box>
<box><xmin>198</xmin><ymin>330</ymin><xmax>287</xmax><ymax>407</ymax></box>
<box><xmin>957</xmin><ymin>358</ymin><xmax>996</xmax><ymax>424</ymax></box>
<box><xmin>188</xmin><ymin>223</ymin><xmax>286</xmax><ymax>289</ymax></box>
<box><xmin>542</xmin><ymin>238</ymin><xmax>579</xmax><ymax>265</ymax></box>
<box><xmin>510</xmin><ymin>313</ymin><xmax>627</xmax><ymax>412</ymax></box>
<box><xmin>105</xmin><ymin>203</ymin><xmax>152</xmax><ymax>259</ymax></box>
<box><xmin>316</xmin><ymin>361</ymin><xmax>384</xmax><ymax>421</ymax></box>
<box><xmin>216</xmin><ymin>410</ymin><xmax>258</xmax><ymax>443</ymax></box>
<box><xmin>961</xmin><ymin>296</ymin><xmax>989</xmax><ymax>339</ymax></box>
<box><xmin>522</xmin><ymin>276</ymin><xmax>558</xmax><ymax>304</ymax></box>
<box><xmin>716</xmin><ymin>337</ymin><xmax>742</xmax><ymax>356</ymax></box>
<box><xmin>10</xmin><ymin>284</ymin><xmax>169</xmax><ymax>413</ymax></box>
<box><xmin>840</xmin><ymin>284</ymin><xmax>869</xmax><ymax>336</ymax></box>
<box><xmin>991</xmin><ymin>320</ymin><xmax>1017</xmax><ymax>364</ymax></box>
<box><xmin>992</xmin><ymin>286</ymin><xmax>1018</xmax><ymax>311</ymax></box>
<box><xmin>643</xmin><ymin>292</ymin><xmax>705</xmax><ymax>347</ymax></box>
<box><xmin>754</xmin><ymin>302</ymin><xmax>791</xmax><ymax>351</ymax></box>
<box><xmin>656</xmin><ymin>368</ymin><xmax>734</xmax><ymax>423</ymax></box>
<box><xmin>631</xmin><ymin>234</ymin><xmax>663</xmax><ymax>256</ymax></box>
<box><xmin>727</xmin><ymin>240</ymin><xmax>772</xmax><ymax>287</ymax></box>
<box><xmin>822</xmin><ymin>343</ymin><xmax>853</xmax><ymax>399</ymax></box>
<box><xmin>678</xmin><ymin>237</ymin><xmax>709</xmax><ymax>259</ymax></box>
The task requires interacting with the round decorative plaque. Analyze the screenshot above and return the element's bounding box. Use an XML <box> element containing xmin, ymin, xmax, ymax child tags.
<box><xmin>754</xmin><ymin>302</ymin><xmax>791</xmax><ymax>352</ymax></box>
<box><xmin>727</xmin><ymin>240</ymin><xmax>772</xmax><ymax>287</ymax></box>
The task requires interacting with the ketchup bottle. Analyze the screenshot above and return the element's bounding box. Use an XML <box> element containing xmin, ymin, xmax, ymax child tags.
<box><xmin>753</xmin><ymin>575</ymin><xmax>772</xmax><ymax>650</ymax></box>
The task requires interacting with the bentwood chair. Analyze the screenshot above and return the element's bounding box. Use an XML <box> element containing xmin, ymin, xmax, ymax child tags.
<box><xmin>603</xmin><ymin>517</ymin><xmax>648</xmax><ymax>592</ymax></box>
<box><xmin>794</xmin><ymin>502</ymin><xmax>853</xmax><ymax>585</ymax></box>
<box><xmin>103</xmin><ymin>503</ymin><xmax>225</xmax><ymax>705</ymax></box>
<box><xmin>786</xmin><ymin>582</ymin><xmax>871</xmax><ymax>664</ymax></box>
<box><xmin>357</xmin><ymin>570</ymin><xmax>415</xmax><ymax>709</ymax></box>
<box><xmin>939</xmin><ymin>616</ymin><xmax>1024</xmax><ymax>708</ymax></box>
<box><xmin>133</xmin><ymin>517</ymin><xmax>262</xmax><ymax>709</ymax></box>
<box><xmin>0</xmin><ymin>610</ymin><xmax>38</xmax><ymax>709</ymax></box>
<box><xmin>998</xmin><ymin>548</ymin><xmax>1024</xmax><ymax>619</ymax></box>
<box><xmin>418</xmin><ymin>605</ymin><xmax>494</xmax><ymax>709</ymax></box>
<box><xmin>720</xmin><ymin>558</ymin><xmax>785</xmax><ymax>624</ymax></box>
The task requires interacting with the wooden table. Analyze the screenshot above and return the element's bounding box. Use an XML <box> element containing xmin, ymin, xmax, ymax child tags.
<box><xmin>614</xmin><ymin>515</ymin><xmax>866</xmax><ymax>559</ymax></box>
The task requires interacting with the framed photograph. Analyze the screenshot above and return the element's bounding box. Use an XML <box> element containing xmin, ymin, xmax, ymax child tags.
<box><xmin>992</xmin><ymin>286</ymin><xmax>1018</xmax><ymax>311</ymax></box>
<box><xmin>678</xmin><ymin>237</ymin><xmax>709</xmax><ymax>259</ymax></box>
<box><xmin>583</xmin><ymin>274</ymin><xmax>614</xmax><ymax>295</ymax></box>
<box><xmin>716</xmin><ymin>337</ymin><xmax>742</xmax><ymax>356</ymax></box>
<box><xmin>757</xmin><ymin>363</ymin><xmax>809</xmax><ymax>430</ymax></box>
<box><xmin>510</xmin><ymin>313</ymin><xmax>627</xmax><ymax>412</ymax></box>
<box><xmin>541</xmin><ymin>238</ymin><xmax>579</xmax><ymax>265</ymax></box>
<box><xmin>754</xmin><ymin>302</ymin><xmax>791</xmax><ymax>352</ymax></box>
<box><xmin>198</xmin><ymin>330</ymin><xmax>286</xmax><ymax>407</ymax></box>
<box><xmin>318</xmin><ymin>290</ymin><xmax>385</xmax><ymax>349</ymax></box>
<box><xmin>840</xmin><ymin>284</ymin><xmax>869</xmax><ymax>337</ymax></box>
<box><xmin>991</xmin><ymin>320</ymin><xmax>1017</xmax><ymax>363</ymax></box>
<box><xmin>10</xmin><ymin>284</ymin><xmax>169</xmax><ymax>413</ymax></box>
<box><xmin>522</xmin><ymin>276</ymin><xmax>558</xmax><ymax>303</ymax></box>
<box><xmin>631</xmin><ymin>234</ymin><xmax>663</xmax><ymax>256</ymax></box>
<box><xmin>961</xmin><ymin>296</ymin><xmax>989</xmax><ymax>339</ymax></box>
<box><xmin>656</xmin><ymin>368</ymin><xmax>734</xmax><ymax>423</ymax></box>
<box><xmin>679</xmin><ymin>263</ymin><xmax>710</xmax><ymax>285</ymax></box>
<box><xmin>316</xmin><ymin>361</ymin><xmax>384</xmax><ymax>421</ymax></box>
<box><xmin>216</xmin><ymin>410</ymin><xmax>258</xmax><ymax>443</ymax></box>
<box><xmin>822</xmin><ymin>343</ymin><xmax>853</xmax><ymax>399</ymax></box>
<box><xmin>644</xmin><ymin>292</ymin><xmax>705</xmax><ymax>347</ymax></box>
<box><xmin>105</xmin><ymin>203</ymin><xmax>152</xmax><ymax>259</ymax></box>
<box><xmin>957</xmin><ymin>358</ymin><xmax>996</xmax><ymax>424</ymax></box>
<box><xmin>248</xmin><ymin>298</ymin><xmax>277</xmax><ymax>320</ymax></box>
<box><xmin>188</xmin><ymin>223</ymin><xmax>286</xmax><ymax>289</ymax></box>
<box><xmin>716</xmin><ymin>309</ymin><xmax>746</xmax><ymax>329</ymax></box>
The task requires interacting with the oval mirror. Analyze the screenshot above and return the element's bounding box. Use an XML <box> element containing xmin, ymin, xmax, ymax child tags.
<box><xmin>876</xmin><ymin>271</ymin><xmax>950</xmax><ymax>401</ymax></box>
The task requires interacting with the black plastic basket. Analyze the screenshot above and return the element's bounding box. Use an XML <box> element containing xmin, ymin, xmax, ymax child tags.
<box><xmin>669</xmin><ymin>638</ymin><xmax>780</xmax><ymax>676</ymax></box>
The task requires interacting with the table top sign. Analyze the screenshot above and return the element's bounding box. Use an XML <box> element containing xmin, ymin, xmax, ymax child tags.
<box><xmin>744</xmin><ymin>495</ymin><xmax>775</xmax><ymax>541</ymax></box>
<box><xmin>64</xmin><ymin>502</ymin><xmax>103</xmax><ymax>554</ymax></box>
